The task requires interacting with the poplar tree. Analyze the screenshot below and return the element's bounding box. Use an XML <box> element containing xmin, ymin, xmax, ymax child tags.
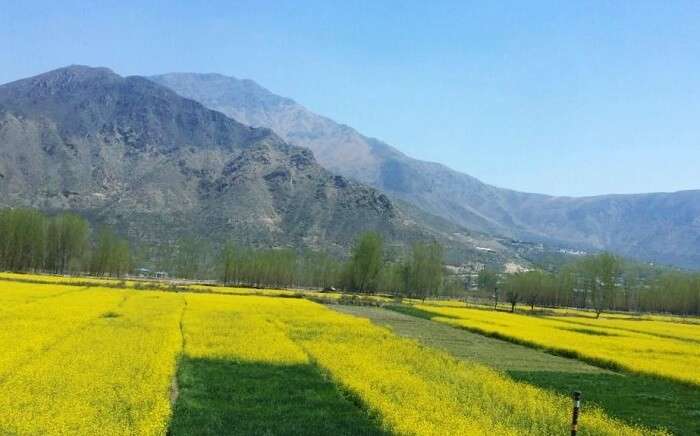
<box><xmin>45</xmin><ymin>213</ymin><xmax>89</xmax><ymax>274</ymax></box>
<box><xmin>349</xmin><ymin>232</ymin><xmax>384</xmax><ymax>293</ymax></box>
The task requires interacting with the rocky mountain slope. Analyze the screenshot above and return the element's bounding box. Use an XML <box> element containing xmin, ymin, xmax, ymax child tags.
<box><xmin>0</xmin><ymin>66</ymin><xmax>530</xmax><ymax>264</ymax></box>
<box><xmin>150</xmin><ymin>73</ymin><xmax>700</xmax><ymax>268</ymax></box>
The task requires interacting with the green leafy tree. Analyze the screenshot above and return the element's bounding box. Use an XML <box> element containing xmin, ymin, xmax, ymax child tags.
<box><xmin>502</xmin><ymin>273</ymin><xmax>523</xmax><ymax>312</ymax></box>
<box><xmin>349</xmin><ymin>232</ymin><xmax>384</xmax><ymax>293</ymax></box>
<box><xmin>174</xmin><ymin>238</ymin><xmax>209</xmax><ymax>280</ymax></box>
<box><xmin>409</xmin><ymin>241</ymin><xmax>444</xmax><ymax>300</ymax></box>
<box><xmin>478</xmin><ymin>268</ymin><xmax>500</xmax><ymax>308</ymax></box>
<box><xmin>45</xmin><ymin>213</ymin><xmax>89</xmax><ymax>274</ymax></box>
<box><xmin>0</xmin><ymin>209</ymin><xmax>47</xmax><ymax>272</ymax></box>
<box><xmin>220</xmin><ymin>242</ymin><xmax>238</xmax><ymax>285</ymax></box>
<box><xmin>577</xmin><ymin>252</ymin><xmax>621</xmax><ymax>318</ymax></box>
<box><xmin>90</xmin><ymin>227</ymin><xmax>131</xmax><ymax>277</ymax></box>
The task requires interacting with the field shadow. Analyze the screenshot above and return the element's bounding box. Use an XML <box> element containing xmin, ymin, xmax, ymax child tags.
<box><xmin>507</xmin><ymin>370</ymin><xmax>700</xmax><ymax>435</ymax></box>
<box><xmin>554</xmin><ymin>326</ymin><xmax>621</xmax><ymax>336</ymax></box>
<box><xmin>387</xmin><ymin>304</ymin><xmax>462</xmax><ymax>320</ymax></box>
<box><xmin>168</xmin><ymin>357</ymin><xmax>390</xmax><ymax>436</ymax></box>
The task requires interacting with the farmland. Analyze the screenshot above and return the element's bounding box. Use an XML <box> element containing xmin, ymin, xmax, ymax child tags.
<box><xmin>0</xmin><ymin>281</ymin><xmax>182</xmax><ymax>434</ymax></box>
<box><xmin>341</xmin><ymin>305</ymin><xmax>700</xmax><ymax>435</ymax></box>
<box><xmin>406</xmin><ymin>304</ymin><xmax>700</xmax><ymax>386</ymax></box>
<box><xmin>0</xmin><ymin>277</ymin><xmax>694</xmax><ymax>434</ymax></box>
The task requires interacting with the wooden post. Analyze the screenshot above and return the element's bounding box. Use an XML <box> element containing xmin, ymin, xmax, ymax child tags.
<box><xmin>571</xmin><ymin>391</ymin><xmax>581</xmax><ymax>436</ymax></box>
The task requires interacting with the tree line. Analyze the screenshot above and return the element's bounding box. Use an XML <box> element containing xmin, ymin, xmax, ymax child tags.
<box><xmin>0</xmin><ymin>209</ymin><xmax>131</xmax><ymax>276</ymax></box>
<box><xmin>217</xmin><ymin>232</ymin><xmax>445</xmax><ymax>299</ymax></box>
<box><xmin>0</xmin><ymin>207</ymin><xmax>444</xmax><ymax>296</ymax></box>
<box><xmin>3</xmin><ymin>208</ymin><xmax>698</xmax><ymax>315</ymax></box>
<box><xmin>480</xmin><ymin>253</ymin><xmax>700</xmax><ymax>316</ymax></box>
<box><xmin>0</xmin><ymin>208</ymin><xmax>445</xmax><ymax>298</ymax></box>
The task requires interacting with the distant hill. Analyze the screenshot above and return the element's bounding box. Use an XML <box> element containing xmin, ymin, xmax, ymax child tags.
<box><xmin>150</xmin><ymin>73</ymin><xmax>700</xmax><ymax>268</ymax></box>
<box><xmin>0</xmin><ymin>66</ymin><xmax>533</xmax><ymax>265</ymax></box>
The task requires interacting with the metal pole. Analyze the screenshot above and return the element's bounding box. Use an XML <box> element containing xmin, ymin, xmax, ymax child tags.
<box><xmin>571</xmin><ymin>391</ymin><xmax>581</xmax><ymax>436</ymax></box>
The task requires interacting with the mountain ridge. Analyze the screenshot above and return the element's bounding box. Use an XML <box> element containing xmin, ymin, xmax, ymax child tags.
<box><xmin>150</xmin><ymin>72</ymin><xmax>700</xmax><ymax>268</ymax></box>
<box><xmin>0</xmin><ymin>65</ymin><xmax>534</xmax><ymax>266</ymax></box>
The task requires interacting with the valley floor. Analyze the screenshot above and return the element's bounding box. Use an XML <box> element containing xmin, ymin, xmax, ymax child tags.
<box><xmin>333</xmin><ymin>305</ymin><xmax>700</xmax><ymax>435</ymax></box>
<box><xmin>0</xmin><ymin>275</ymin><xmax>696</xmax><ymax>435</ymax></box>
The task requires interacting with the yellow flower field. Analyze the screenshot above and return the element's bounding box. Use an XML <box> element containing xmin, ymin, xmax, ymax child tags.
<box><xmin>186</xmin><ymin>283</ymin><xmax>306</xmax><ymax>297</ymax></box>
<box><xmin>0</xmin><ymin>279</ymin><xmax>664</xmax><ymax>435</ymax></box>
<box><xmin>421</xmin><ymin>298</ymin><xmax>700</xmax><ymax>325</ymax></box>
<box><xmin>413</xmin><ymin>304</ymin><xmax>700</xmax><ymax>386</ymax></box>
<box><xmin>542</xmin><ymin>305</ymin><xmax>700</xmax><ymax>325</ymax></box>
<box><xmin>0</xmin><ymin>271</ymin><xmax>131</xmax><ymax>287</ymax></box>
<box><xmin>546</xmin><ymin>314</ymin><xmax>700</xmax><ymax>343</ymax></box>
<box><xmin>179</xmin><ymin>294</ymin><xmax>655</xmax><ymax>435</ymax></box>
<box><xmin>0</xmin><ymin>281</ymin><xmax>185</xmax><ymax>435</ymax></box>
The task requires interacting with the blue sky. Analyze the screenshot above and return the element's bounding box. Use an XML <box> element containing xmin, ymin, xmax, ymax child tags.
<box><xmin>2</xmin><ymin>1</ymin><xmax>699</xmax><ymax>196</ymax></box>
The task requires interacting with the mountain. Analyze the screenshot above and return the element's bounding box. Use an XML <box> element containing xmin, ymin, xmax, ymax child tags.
<box><xmin>0</xmin><ymin>65</ymin><xmax>531</xmax><ymax>265</ymax></box>
<box><xmin>150</xmin><ymin>73</ymin><xmax>700</xmax><ymax>269</ymax></box>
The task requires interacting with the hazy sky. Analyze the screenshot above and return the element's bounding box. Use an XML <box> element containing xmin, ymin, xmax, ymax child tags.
<box><xmin>2</xmin><ymin>1</ymin><xmax>699</xmax><ymax>196</ymax></box>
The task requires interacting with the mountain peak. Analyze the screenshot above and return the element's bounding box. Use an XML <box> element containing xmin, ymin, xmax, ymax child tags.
<box><xmin>0</xmin><ymin>65</ymin><xmax>123</xmax><ymax>103</ymax></box>
<box><xmin>1</xmin><ymin>66</ymin><xmax>457</xmax><ymax>261</ymax></box>
<box><xmin>0</xmin><ymin>65</ymin><xmax>278</xmax><ymax>154</ymax></box>
<box><xmin>52</xmin><ymin>64</ymin><xmax>117</xmax><ymax>77</ymax></box>
<box><xmin>4</xmin><ymin>65</ymin><xmax>118</xmax><ymax>88</ymax></box>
